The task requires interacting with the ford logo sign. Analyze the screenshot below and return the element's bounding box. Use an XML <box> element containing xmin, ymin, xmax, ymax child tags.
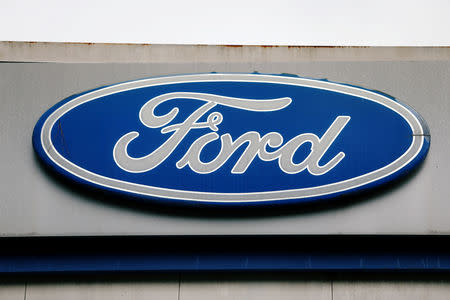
<box><xmin>33</xmin><ymin>74</ymin><xmax>430</xmax><ymax>206</ymax></box>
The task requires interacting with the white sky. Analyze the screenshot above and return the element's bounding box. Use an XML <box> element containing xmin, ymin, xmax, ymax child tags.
<box><xmin>0</xmin><ymin>0</ymin><xmax>449</xmax><ymax>45</ymax></box>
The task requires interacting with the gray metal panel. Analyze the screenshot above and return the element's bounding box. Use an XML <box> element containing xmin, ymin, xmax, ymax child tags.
<box><xmin>0</xmin><ymin>282</ymin><xmax>25</xmax><ymax>300</ymax></box>
<box><xmin>1</xmin><ymin>42</ymin><xmax>450</xmax><ymax>63</ymax></box>
<box><xmin>180</xmin><ymin>274</ymin><xmax>331</xmax><ymax>300</ymax></box>
<box><xmin>333</xmin><ymin>280</ymin><xmax>450</xmax><ymax>300</ymax></box>
<box><xmin>26</xmin><ymin>275</ymin><xmax>179</xmax><ymax>300</ymax></box>
<box><xmin>5</xmin><ymin>274</ymin><xmax>450</xmax><ymax>300</ymax></box>
<box><xmin>0</xmin><ymin>59</ymin><xmax>449</xmax><ymax>236</ymax></box>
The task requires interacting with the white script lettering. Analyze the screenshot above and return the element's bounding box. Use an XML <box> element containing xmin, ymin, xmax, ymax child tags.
<box><xmin>113</xmin><ymin>92</ymin><xmax>350</xmax><ymax>175</ymax></box>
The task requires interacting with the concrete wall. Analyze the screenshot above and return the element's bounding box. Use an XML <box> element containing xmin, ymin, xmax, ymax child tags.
<box><xmin>2</xmin><ymin>273</ymin><xmax>450</xmax><ymax>300</ymax></box>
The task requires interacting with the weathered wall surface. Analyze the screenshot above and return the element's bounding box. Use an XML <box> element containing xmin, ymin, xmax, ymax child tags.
<box><xmin>0</xmin><ymin>60</ymin><xmax>449</xmax><ymax>236</ymax></box>
<box><xmin>1</xmin><ymin>42</ymin><xmax>450</xmax><ymax>298</ymax></box>
<box><xmin>1</xmin><ymin>41</ymin><xmax>449</xmax><ymax>63</ymax></box>
<box><xmin>2</xmin><ymin>273</ymin><xmax>450</xmax><ymax>300</ymax></box>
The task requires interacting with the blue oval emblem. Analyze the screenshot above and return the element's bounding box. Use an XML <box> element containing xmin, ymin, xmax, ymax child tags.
<box><xmin>33</xmin><ymin>74</ymin><xmax>430</xmax><ymax>205</ymax></box>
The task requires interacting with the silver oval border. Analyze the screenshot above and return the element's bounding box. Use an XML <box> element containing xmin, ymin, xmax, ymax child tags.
<box><xmin>40</xmin><ymin>74</ymin><xmax>427</xmax><ymax>203</ymax></box>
